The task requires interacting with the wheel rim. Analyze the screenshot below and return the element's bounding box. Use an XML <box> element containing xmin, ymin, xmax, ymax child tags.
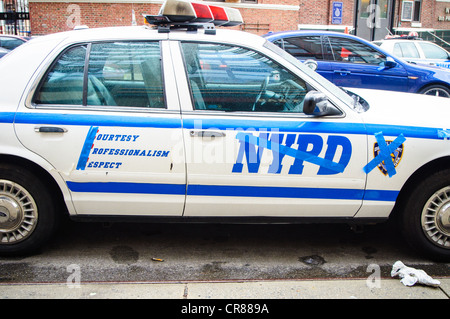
<box><xmin>423</xmin><ymin>88</ymin><xmax>450</xmax><ymax>98</ymax></box>
<box><xmin>0</xmin><ymin>180</ymin><xmax>38</xmax><ymax>244</ymax></box>
<box><xmin>421</xmin><ymin>186</ymin><xmax>450</xmax><ymax>249</ymax></box>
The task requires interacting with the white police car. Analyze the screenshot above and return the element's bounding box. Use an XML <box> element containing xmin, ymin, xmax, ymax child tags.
<box><xmin>373</xmin><ymin>37</ymin><xmax>450</xmax><ymax>69</ymax></box>
<box><xmin>0</xmin><ymin>0</ymin><xmax>449</xmax><ymax>261</ymax></box>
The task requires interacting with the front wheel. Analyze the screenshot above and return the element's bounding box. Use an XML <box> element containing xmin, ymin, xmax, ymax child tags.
<box><xmin>400</xmin><ymin>169</ymin><xmax>450</xmax><ymax>261</ymax></box>
<box><xmin>419</xmin><ymin>85</ymin><xmax>450</xmax><ymax>98</ymax></box>
<box><xmin>0</xmin><ymin>164</ymin><xmax>58</xmax><ymax>255</ymax></box>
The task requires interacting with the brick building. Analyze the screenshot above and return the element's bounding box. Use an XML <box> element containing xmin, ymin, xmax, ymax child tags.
<box><xmin>1</xmin><ymin>0</ymin><xmax>449</xmax><ymax>44</ymax></box>
<box><xmin>26</xmin><ymin>0</ymin><xmax>303</xmax><ymax>35</ymax></box>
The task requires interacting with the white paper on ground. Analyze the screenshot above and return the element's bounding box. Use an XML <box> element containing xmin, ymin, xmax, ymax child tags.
<box><xmin>391</xmin><ymin>261</ymin><xmax>441</xmax><ymax>287</ymax></box>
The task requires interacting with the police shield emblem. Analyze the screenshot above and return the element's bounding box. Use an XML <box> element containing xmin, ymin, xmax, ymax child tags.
<box><xmin>373</xmin><ymin>140</ymin><xmax>404</xmax><ymax>176</ymax></box>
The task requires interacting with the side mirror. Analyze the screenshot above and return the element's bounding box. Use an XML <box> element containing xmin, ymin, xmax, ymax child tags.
<box><xmin>303</xmin><ymin>91</ymin><xmax>339</xmax><ymax>116</ymax></box>
<box><xmin>384</xmin><ymin>56</ymin><xmax>397</xmax><ymax>69</ymax></box>
<box><xmin>303</xmin><ymin>59</ymin><xmax>318</xmax><ymax>71</ymax></box>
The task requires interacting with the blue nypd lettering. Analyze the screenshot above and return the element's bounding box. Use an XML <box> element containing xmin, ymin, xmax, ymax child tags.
<box><xmin>92</xmin><ymin>148</ymin><xmax>170</xmax><ymax>157</ymax></box>
<box><xmin>77</xmin><ymin>126</ymin><xmax>171</xmax><ymax>171</ymax></box>
<box><xmin>96</xmin><ymin>133</ymin><xmax>140</xmax><ymax>142</ymax></box>
<box><xmin>232</xmin><ymin>132</ymin><xmax>352</xmax><ymax>175</ymax></box>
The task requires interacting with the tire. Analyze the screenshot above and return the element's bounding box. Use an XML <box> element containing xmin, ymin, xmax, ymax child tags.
<box><xmin>400</xmin><ymin>169</ymin><xmax>450</xmax><ymax>262</ymax></box>
<box><xmin>0</xmin><ymin>164</ymin><xmax>58</xmax><ymax>255</ymax></box>
<box><xmin>419</xmin><ymin>85</ymin><xmax>450</xmax><ymax>98</ymax></box>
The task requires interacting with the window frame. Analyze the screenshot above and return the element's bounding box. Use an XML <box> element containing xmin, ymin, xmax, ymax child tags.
<box><xmin>31</xmin><ymin>40</ymin><xmax>167</xmax><ymax>111</ymax></box>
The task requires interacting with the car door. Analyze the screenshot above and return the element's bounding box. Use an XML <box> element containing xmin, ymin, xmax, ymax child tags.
<box><xmin>325</xmin><ymin>36</ymin><xmax>408</xmax><ymax>92</ymax></box>
<box><xmin>172</xmin><ymin>40</ymin><xmax>367</xmax><ymax>218</ymax></box>
<box><xmin>14</xmin><ymin>40</ymin><xmax>186</xmax><ymax>216</ymax></box>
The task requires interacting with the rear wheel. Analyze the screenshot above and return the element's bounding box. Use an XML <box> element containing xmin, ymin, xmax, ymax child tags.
<box><xmin>0</xmin><ymin>164</ymin><xmax>58</xmax><ymax>255</ymax></box>
<box><xmin>401</xmin><ymin>169</ymin><xmax>450</xmax><ymax>261</ymax></box>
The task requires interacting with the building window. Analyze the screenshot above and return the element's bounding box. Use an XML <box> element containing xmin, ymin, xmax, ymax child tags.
<box><xmin>401</xmin><ymin>1</ymin><xmax>413</xmax><ymax>21</ymax></box>
<box><xmin>401</xmin><ymin>0</ymin><xmax>421</xmax><ymax>22</ymax></box>
<box><xmin>412</xmin><ymin>0</ymin><xmax>421</xmax><ymax>22</ymax></box>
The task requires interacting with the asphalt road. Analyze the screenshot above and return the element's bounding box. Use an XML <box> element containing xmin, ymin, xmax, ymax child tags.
<box><xmin>0</xmin><ymin>218</ymin><xmax>448</xmax><ymax>284</ymax></box>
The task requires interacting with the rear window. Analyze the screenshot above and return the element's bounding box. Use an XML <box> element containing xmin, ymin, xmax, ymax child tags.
<box><xmin>34</xmin><ymin>41</ymin><xmax>165</xmax><ymax>109</ymax></box>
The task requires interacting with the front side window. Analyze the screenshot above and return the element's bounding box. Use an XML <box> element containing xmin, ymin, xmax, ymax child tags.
<box><xmin>34</xmin><ymin>41</ymin><xmax>165</xmax><ymax>108</ymax></box>
<box><xmin>327</xmin><ymin>37</ymin><xmax>386</xmax><ymax>65</ymax></box>
<box><xmin>419</xmin><ymin>42</ymin><xmax>449</xmax><ymax>60</ymax></box>
<box><xmin>180</xmin><ymin>42</ymin><xmax>311</xmax><ymax>113</ymax></box>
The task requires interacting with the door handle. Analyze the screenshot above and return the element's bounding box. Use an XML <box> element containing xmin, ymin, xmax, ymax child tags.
<box><xmin>34</xmin><ymin>126</ymin><xmax>68</xmax><ymax>133</ymax></box>
<box><xmin>190</xmin><ymin>130</ymin><xmax>225</xmax><ymax>138</ymax></box>
<box><xmin>334</xmin><ymin>70</ymin><xmax>351</xmax><ymax>75</ymax></box>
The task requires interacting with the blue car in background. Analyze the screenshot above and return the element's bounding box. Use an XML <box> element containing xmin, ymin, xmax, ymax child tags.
<box><xmin>264</xmin><ymin>30</ymin><xmax>450</xmax><ymax>98</ymax></box>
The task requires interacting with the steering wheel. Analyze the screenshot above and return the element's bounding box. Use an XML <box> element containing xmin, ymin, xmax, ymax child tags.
<box><xmin>252</xmin><ymin>75</ymin><xmax>270</xmax><ymax>111</ymax></box>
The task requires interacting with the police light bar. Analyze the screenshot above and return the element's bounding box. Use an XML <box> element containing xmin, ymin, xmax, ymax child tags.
<box><xmin>144</xmin><ymin>0</ymin><xmax>243</xmax><ymax>29</ymax></box>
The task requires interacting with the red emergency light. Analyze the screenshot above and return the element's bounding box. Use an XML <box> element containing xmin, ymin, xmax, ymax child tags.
<box><xmin>144</xmin><ymin>0</ymin><xmax>243</xmax><ymax>29</ymax></box>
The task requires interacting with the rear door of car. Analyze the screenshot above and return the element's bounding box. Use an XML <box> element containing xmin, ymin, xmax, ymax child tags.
<box><xmin>15</xmin><ymin>39</ymin><xmax>186</xmax><ymax>217</ymax></box>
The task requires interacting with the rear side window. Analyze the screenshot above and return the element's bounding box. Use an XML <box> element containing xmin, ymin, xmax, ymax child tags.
<box><xmin>0</xmin><ymin>37</ymin><xmax>25</xmax><ymax>50</ymax></box>
<box><xmin>394</xmin><ymin>42</ymin><xmax>420</xmax><ymax>58</ymax></box>
<box><xmin>34</xmin><ymin>45</ymin><xmax>87</xmax><ymax>105</ymax></box>
<box><xmin>275</xmin><ymin>36</ymin><xmax>323</xmax><ymax>60</ymax></box>
<box><xmin>34</xmin><ymin>41</ymin><xmax>165</xmax><ymax>109</ymax></box>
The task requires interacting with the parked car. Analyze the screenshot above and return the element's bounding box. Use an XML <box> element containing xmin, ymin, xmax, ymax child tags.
<box><xmin>373</xmin><ymin>38</ymin><xmax>450</xmax><ymax>69</ymax></box>
<box><xmin>0</xmin><ymin>0</ymin><xmax>450</xmax><ymax>261</ymax></box>
<box><xmin>264</xmin><ymin>30</ymin><xmax>450</xmax><ymax>98</ymax></box>
<box><xmin>0</xmin><ymin>34</ymin><xmax>29</xmax><ymax>52</ymax></box>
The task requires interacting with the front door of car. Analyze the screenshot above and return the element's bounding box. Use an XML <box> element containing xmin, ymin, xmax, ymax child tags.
<box><xmin>172</xmin><ymin>40</ymin><xmax>367</xmax><ymax>218</ymax></box>
<box><xmin>15</xmin><ymin>40</ymin><xmax>186</xmax><ymax>216</ymax></box>
<box><xmin>324</xmin><ymin>36</ymin><xmax>408</xmax><ymax>92</ymax></box>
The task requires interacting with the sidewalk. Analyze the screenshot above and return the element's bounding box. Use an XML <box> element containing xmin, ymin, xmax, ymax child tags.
<box><xmin>0</xmin><ymin>278</ymin><xmax>449</xmax><ymax>299</ymax></box>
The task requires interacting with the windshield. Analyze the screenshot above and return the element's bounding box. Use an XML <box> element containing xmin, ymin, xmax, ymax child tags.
<box><xmin>263</xmin><ymin>40</ymin><xmax>365</xmax><ymax>111</ymax></box>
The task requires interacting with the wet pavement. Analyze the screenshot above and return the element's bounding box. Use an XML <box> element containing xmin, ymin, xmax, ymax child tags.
<box><xmin>0</xmin><ymin>219</ymin><xmax>448</xmax><ymax>300</ymax></box>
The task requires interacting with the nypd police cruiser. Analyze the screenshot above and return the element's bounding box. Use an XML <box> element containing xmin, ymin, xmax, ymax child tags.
<box><xmin>0</xmin><ymin>0</ymin><xmax>449</xmax><ymax>261</ymax></box>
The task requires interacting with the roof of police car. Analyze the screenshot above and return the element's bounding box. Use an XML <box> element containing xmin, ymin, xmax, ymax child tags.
<box><xmin>28</xmin><ymin>25</ymin><xmax>266</xmax><ymax>46</ymax></box>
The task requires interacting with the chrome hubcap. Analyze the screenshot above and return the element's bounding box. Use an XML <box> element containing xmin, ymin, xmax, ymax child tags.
<box><xmin>422</xmin><ymin>186</ymin><xmax>450</xmax><ymax>249</ymax></box>
<box><xmin>0</xmin><ymin>180</ymin><xmax>38</xmax><ymax>244</ymax></box>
